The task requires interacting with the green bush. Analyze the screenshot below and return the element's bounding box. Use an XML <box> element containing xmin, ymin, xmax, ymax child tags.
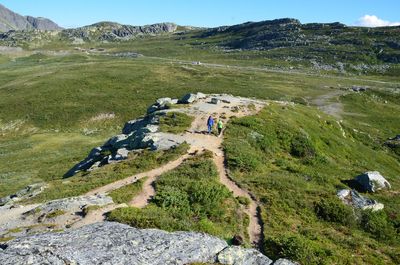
<box><xmin>225</xmin><ymin>141</ymin><xmax>262</xmax><ymax>171</ymax></box>
<box><xmin>290</xmin><ymin>134</ymin><xmax>316</xmax><ymax>159</ymax></box>
<box><xmin>153</xmin><ymin>186</ymin><xmax>191</xmax><ymax>214</ymax></box>
<box><xmin>360</xmin><ymin>210</ymin><xmax>397</xmax><ymax>242</ymax></box>
<box><xmin>314</xmin><ymin>197</ymin><xmax>356</xmax><ymax>226</ymax></box>
<box><xmin>265</xmin><ymin>234</ymin><xmax>332</xmax><ymax>264</ymax></box>
<box><xmin>237</xmin><ymin>196</ymin><xmax>251</xmax><ymax>206</ymax></box>
<box><xmin>158</xmin><ymin>112</ymin><xmax>193</xmax><ymax>134</ymax></box>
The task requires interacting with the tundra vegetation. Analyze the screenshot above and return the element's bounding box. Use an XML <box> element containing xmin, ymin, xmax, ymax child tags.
<box><xmin>1</xmin><ymin>19</ymin><xmax>400</xmax><ymax>264</ymax></box>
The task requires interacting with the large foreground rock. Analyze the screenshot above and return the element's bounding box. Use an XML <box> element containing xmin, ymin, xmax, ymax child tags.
<box><xmin>355</xmin><ymin>171</ymin><xmax>391</xmax><ymax>192</ymax></box>
<box><xmin>0</xmin><ymin>222</ymin><xmax>271</xmax><ymax>265</ymax></box>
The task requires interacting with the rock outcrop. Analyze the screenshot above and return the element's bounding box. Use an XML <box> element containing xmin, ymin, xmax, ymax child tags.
<box><xmin>0</xmin><ymin>4</ymin><xmax>62</xmax><ymax>32</ymax></box>
<box><xmin>0</xmin><ymin>222</ymin><xmax>272</xmax><ymax>265</ymax></box>
<box><xmin>60</xmin><ymin>21</ymin><xmax>177</xmax><ymax>42</ymax></box>
<box><xmin>337</xmin><ymin>189</ymin><xmax>384</xmax><ymax>211</ymax></box>
<box><xmin>0</xmin><ymin>195</ymin><xmax>113</xmax><ymax>237</ymax></box>
<box><xmin>65</xmin><ymin>114</ymin><xmax>164</xmax><ymax>177</ymax></box>
<box><xmin>0</xmin><ymin>183</ymin><xmax>46</xmax><ymax>206</ymax></box>
<box><xmin>355</xmin><ymin>171</ymin><xmax>391</xmax><ymax>192</ymax></box>
<box><xmin>179</xmin><ymin>92</ymin><xmax>207</xmax><ymax>104</ymax></box>
<box><xmin>385</xmin><ymin>135</ymin><xmax>400</xmax><ymax>155</ymax></box>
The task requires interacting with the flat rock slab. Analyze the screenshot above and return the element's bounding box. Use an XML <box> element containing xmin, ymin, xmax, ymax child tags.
<box><xmin>0</xmin><ymin>222</ymin><xmax>272</xmax><ymax>265</ymax></box>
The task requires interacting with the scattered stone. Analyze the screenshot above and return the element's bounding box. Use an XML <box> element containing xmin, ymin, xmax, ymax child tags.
<box><xmin>384</xmin><ymin>135</ymin><xmax>400</xmax><ymax>155</ymax></box>
<box><xmin>249</xmin><ymin>131</ymin><xmax>264</xmax><ymax>140</ymax></box>
<box><xmin>351</xmin><ymin>86</ymin><xmax>368</xmax><ymax>92</ymax></box>
<box><xmin>0</xmin><ymin>184</ymin><xmax>46</xmax><ymax>206</ymax></box>
<box><xmin>232</xmin><ymin>235</ymin><xmax>244</xmax><ymax>246</ymax></box>
<box><xmin>211</xmin><ymin>97</ymin><xmax>220</xmax><ymax>104</ymax></box>
<box><xmin>179</xmin><ymin>92</ymin><xmax>207</xmax><ymax>104</ymax></box>
<box><xmin>217</xmin><ymin>246</ymin><xmax>273</xmax><ymax>265</ymax></box>
<box><xmin>147</xmin><ymin>97</ymin><xmax>178</xmax><ymax>114</ymax></box>
<box><xmin>274</xmin><ymin>258</ymin><xmax>300</xmax><ymax>265</ymax></box>
<box><xmin>355</xmin><ymin>171</ymin><xmax>391</xmax><ymax>192</ymax></box>
<box><xmin>0</xmin><ymin>222</ymin><xmax>271</xmax><ymax>265</ymax></box>
<box><xmin>337</xmin><ymin>189</ymin><xmax>384</xmax><ymax>211</ymax></box>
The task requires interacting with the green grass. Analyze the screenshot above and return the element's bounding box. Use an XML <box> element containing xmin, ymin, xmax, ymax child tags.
<box><xmin>45</xmin><ymin>209</ymin><xmax>66</xmax><ymax>219</ymax></box>
<box><xmin>158</xmin><ymin>112</ymin><xmax>194</xmax><ymax>134</ymax></box>
<box><xmin>109</xmin><ymin>178</ymin><xmax>146</xmax><ymax>204</ymax></box>
<box><xmin>3</xmin><ymin>52</ymin><xmax>394</xmax><ymax>198</ymax></box>
<box><xmin>107</xmin><ymin>152</ymin><xmax>249</xmax><ymax>243</ymax></box>
<box><xmin>223</xmin><ymin>102</ymin><xmax>400</xmax><ymax>264</ymax></box>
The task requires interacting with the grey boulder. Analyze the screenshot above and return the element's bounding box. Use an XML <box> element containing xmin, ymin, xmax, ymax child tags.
<box><xmin>180</xmin><ymin>92</ymin><xmax>207</xmax><ymax>104</ymax></box>
<box><xmin>0</xmin><ymin>222</ymin><xmax>272</xmax><ymax>265</ymax></box>
<box><xmin>217</xmin><ymin>246</ymin><xmax>273</xmax><ymax>265</ymax></box>
<box><xmin>273</xmin><ymin>258</ymin><xmax>300</xmax><ymax>265</ymax></box>
<box><xmin>147</xmin><ymin>97</ymin><xmax>178</xmax><ymax>114</ymax></box>
<box><xmin>337</xmin><ymin>189</ymin><xmax>384</xmax><ymax>211</ymax></box>
<box><xmin>355</xmin><ymin>171</ymin><xmax>391</xmax><ymax>192</ymax></box>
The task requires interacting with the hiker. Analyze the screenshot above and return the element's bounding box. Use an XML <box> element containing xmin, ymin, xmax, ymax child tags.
<box><xmin>217</xmin><ymin>119</ymin><xmax>223</xmax><ymax>136</ymax></box>
<box><xmin>207</xmin><ymin>115</ymin><xmax>214</xmax><ymax>134</ymax></box>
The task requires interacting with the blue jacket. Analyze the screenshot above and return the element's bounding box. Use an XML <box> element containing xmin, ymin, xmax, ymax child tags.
<box><xmin>207</xmin><ymin>117</ymin><xmax>214</xmax><ymax>126</ymax></box>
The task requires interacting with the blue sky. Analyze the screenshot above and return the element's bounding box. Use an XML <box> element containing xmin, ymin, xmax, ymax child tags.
<box><xmin>1</xmin><ymin>0</ymin><xmax>399</xmax><ymax>28</ymax></box>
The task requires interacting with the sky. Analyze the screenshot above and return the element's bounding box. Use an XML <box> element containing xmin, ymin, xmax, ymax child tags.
<box><xmin>1</xmin><ymin>0</ymin><xmax>399</xmax><ymax>29</ymax></box>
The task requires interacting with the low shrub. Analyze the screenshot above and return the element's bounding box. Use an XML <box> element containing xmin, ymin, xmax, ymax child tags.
<box><xmin>360</xmin><ymin>210</ymin><xmax>397</xmax><ymax>242</ymax></box>
<box><xmin>290</xmin><ymin>134</ymin><xmax>316</xmax><ymax>159</ymax></box>
<box><xmin>314</xmin><ymin>197</ymin><xmax>356</xmax><ymax>226</ymax></box>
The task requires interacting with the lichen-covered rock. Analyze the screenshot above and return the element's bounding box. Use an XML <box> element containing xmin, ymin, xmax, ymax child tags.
<box><xmin>0</xmin><ymin>222</ymin><xmax>225</xmax><ymax>265</ymax></box>
<box><xmin>0</xmin><ymin>222</ymin><xmax>274</xmax><ymax>264</ymax></box>
<box><xmin>217</xmin><ymin>246</ymin><xmax>273</xmax><ymax>265</ymax></box>
<box><xmin>355</xmin><ymin>171</ymin><xmax>391</xmax><ymax>192</ymax></box>
<box><xmin>337</xmin><ymin>189</ymin><xmax>384</xmax><ymax>211</ymax></box>
<box><xmin>273</xmin><ymin>258</ymin><xmax>300</xmax><ymax>265</ymax></box>
<box><xmin>25</xmin><ymin>195</ymin><xmax>113</xmax><ymax>216</ymax></box>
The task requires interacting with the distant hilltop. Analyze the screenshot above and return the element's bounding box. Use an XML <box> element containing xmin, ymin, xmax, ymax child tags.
<box><xmin>0</xmin><ymin>4</ymin><xmax>62</xmax><ymax>32</ymax></box>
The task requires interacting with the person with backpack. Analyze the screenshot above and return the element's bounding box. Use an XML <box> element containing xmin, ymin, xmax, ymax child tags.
<box><xmin>217</xmin><ymin>119</ymin><xmax>223</xmax><ymax>136</ymax></box>
<box><xmin>207</xmin><ymin>115</ymin><xmax>214</xmax><ymax>134</ymax></box>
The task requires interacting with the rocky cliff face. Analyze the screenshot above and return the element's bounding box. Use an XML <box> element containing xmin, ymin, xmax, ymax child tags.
<box><xmin>61</xmin><ymin>21</ymin><xmax>177</xmax><ymax>42</ymax></box>
<box><xmin>0</xmin><ymin>4</ymin><xmax>62</xmax><ymax>32</ymax></box>
<box><xmin>0</xmin><ymin>222</ymin><xmax>276</xmax><ymax>265</ymax></box>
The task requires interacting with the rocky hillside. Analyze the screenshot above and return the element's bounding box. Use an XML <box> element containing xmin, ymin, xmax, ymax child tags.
<box><xmin>0</xmin><ymin>4</ymin><xmax>62</xmax><ymax>32</ymax></box>
<box><xmin>61</xmin><ymin>21</ymin><xmax>178</xmax><ymax>42</ymax></box>
<box><xmin>196</xmin><ymin>18</ymin><xmax>400</xmax><ymax>64</ymax></box>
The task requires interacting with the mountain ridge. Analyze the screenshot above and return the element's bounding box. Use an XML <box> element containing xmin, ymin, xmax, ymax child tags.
<box><xmin>0</xmin><ymin>3</ymin><xmax>62</xmax><ymax>32</ymax></box>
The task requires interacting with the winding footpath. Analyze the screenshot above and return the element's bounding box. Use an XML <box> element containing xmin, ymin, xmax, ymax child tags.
<box><xmin>70</xmin><ymin>95</ymin><xmax>267</xmax><ymax>247</ymax></box>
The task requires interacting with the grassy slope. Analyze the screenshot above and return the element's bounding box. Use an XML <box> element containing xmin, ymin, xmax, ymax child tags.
<box><xmin>2</xmin><ymin>51</ymin><xmax>388</xmax><ymax>197</ymax></box>
<box><xmin>223</xmin><ymin>101</ymin><xmax>400</xmax><ymax>264</ymax></box>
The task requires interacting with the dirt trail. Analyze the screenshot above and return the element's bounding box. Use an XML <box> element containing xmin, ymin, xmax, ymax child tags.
<box><xmin>70</xmin><ymin>203</ymin><xmax>125</xmax><ymax>229</ymax></box>
<box><xmin>213</xmin><ymin>154</ymin><xmax>262</xmax><ymax>247</ymax></box>
<box><xmin>78</xmin><ymin>95</ymin><xmax>266</xmax><ymax>248</ymax></box>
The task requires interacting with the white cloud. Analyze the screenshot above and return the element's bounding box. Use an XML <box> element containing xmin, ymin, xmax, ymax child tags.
<box><xmin>356</xmin><ymin>15</ymin><xmax>400</xmax><ymax>27</ymax></box>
